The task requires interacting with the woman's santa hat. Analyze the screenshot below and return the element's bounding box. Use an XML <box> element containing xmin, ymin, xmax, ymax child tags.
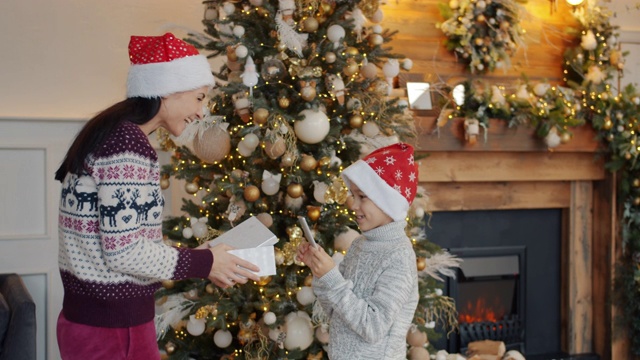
<box><xmin>341</xmin><ymin>142</ymin><xmax>419</xmax><ymax>222</ymax></box>
<box><xmin>126</xmin><ymin>33</ymin><xmax>215</xmax><ymax>98</ymax></box>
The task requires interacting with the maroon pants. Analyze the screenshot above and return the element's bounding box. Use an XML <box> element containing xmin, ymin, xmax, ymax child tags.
<box><xmin>57</xmin><ymin>312</ymin><xmax>160</xmax><ymax>360</ymax></box>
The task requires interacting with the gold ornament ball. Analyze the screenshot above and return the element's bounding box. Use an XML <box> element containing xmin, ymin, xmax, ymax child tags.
<box><xmin>416</xmin><ymin>258</ymin><xmax>426</xmax><ymax>271</ymax></box>
<box><xmin>349</xmin><ymin>114</ymin><xmax>364</xmax><ymax>129</ymax></box>
<box><xmin>160</xmin><ymin>177</ymin><xmax>170</xmax><ymax>190</ymax></box>
<box><xmin>275</xmin><ymin>248</ymin><xmax>285</xmax><ymax>265</ymax></box>
<box><xmin>369</xmin><ymin>34</ymin><xmax>384</xmax><ymax>46</ymax></box>
<box><xmin>287</xmin><ymin>183</ymin><xmax>304</xmax><ymax>198</ymax></box>
<box><xmin>324</xmin><ymin>52</ymin><xmax>337</xmax><ymax>64</ymax></box>
<box><xmin>300</xmin><ymin>155</ymin><xmax>317</xmax><ymax>171</ymax></box>
<box><xmin>304</xmin><ymin>275</ymin><xmax>313</xmax><ymax>287</ymax></box>
<box><xmin>303</xmin><ymin>17</ymin><xmax>319</xmax><ymax>32</ymax></box>
<box><xmin>406</xmin><ymin>329</ymin><xmax>428</xmax><ymax>347</ymax></box>
<box><xmin>320</xmin><ymin>2</ymin><xmax>333</xmax><ymax>15</ymax></box>
<box><xmin>165</xmin><ymin>342</ymin><xmax>176</xmax><ymax>354</ymax></box>
<box><xmin>276</xmin><ymin>42</ymin><xmax>287</xmax><ymax>52</ymax></box>
<box><xmin>307</xmin><ymin>206</ymin><xmax>321</xmax><ymax>221</ymax></box>
<box><xmin>162</xmin><ymin>280</ymin><xmax>175</xmax><ymax>289</ymax></box>
<box><xmin>278</xmin><ymin>96</ymin><xmax>291</xmax><ymax>108</ymax></box>
<box><xmin>345</xmin><ymin>47</ymin><xmax>359</xmax><ymax>57</ymax></box>
<box><xmin>185</xmin><ymin>182</ymin><xmax>199</xmax><ymax>194</ymax></box>
<box><xmin>634</xmin><ymin>197</ymin><xmax>640</xmax><ymax>206</ymax></box>
<box><xmin>606</xmin><ymin>133</ymin><xmax>615</xmax><ymax>142</ymax></box>
<box><xmin>300</xmin><ymin>86</ymin><xmax>317</xmax><ymax>101</ymax></box>
<box><xmin>244</xmin><ymin>185</ymin><xmax>261</xmax><ymax>202</ymax></box>
<box><xmin>206</xmin><ymin>283</ymin><xmax>216</xmax><ymax>294</ymax></box>
<box><xmin>625</xmin><ymin>152</ymin><xmax>632</xmax><ymax>160</ymax></box>
<box><xmin>343</xmin><ymin>62</ymin><xmax>359</xmax><ymax>77</ymax></box>
<box><xmin>253</xmin><ymin>108</ymin><xmax>270</xmax><ymax>124</ymax></box>
<box><xmin>603</xmin><ymin>117</ymin><xmax>613</xmax><ymax>130</ymax></box>
<box><xmin>318</xmin><ymin>157</ymin><xmax>331</xmax><ymax>167</ymax></box>
<box><xmin>560</xmin><ymin>132</ymin><xmax>572</xmax><ymax>144</ymax></box>
<box><xmin>281</xmin><ymin>152</ymin><xmax>295</xmax><ymax>167</ymax></box>
<box><xmin>257</xmin><ymin>276</ymin><xmax>272</xmax><ymax>286</ymax></box>
<box><xmin>634</xmin><ymin>178</ymin><xmax>640</xmax><ymax>187</ymax></box>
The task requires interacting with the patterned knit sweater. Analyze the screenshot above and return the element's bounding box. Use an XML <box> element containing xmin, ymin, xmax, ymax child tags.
<box><xmin>313</xmin><ymin>221</ymin><xmax>419</xmax><ymax>360</ymax></box>
<box><xmin>58</xmin><ymin>121</ymin><xmax>213</xmax><ymax>328</ymax></box>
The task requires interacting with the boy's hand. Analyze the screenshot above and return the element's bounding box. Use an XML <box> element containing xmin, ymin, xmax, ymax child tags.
<box><xmin>298</xmin><ymin>244</ymin><xmax>335</xmax><ymax>278</ymax></box>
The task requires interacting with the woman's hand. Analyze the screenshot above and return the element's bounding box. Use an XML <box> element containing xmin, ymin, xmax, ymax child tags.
<box><xmin>208</xmin><ymin>244</ymin><xmax>260</xmax><ymax>288</ymax></box>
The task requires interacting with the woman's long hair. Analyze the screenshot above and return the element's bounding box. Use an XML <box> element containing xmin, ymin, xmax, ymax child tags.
<box><xmin>54</xmin><ymin>97</ymin><xmax>161</xmax><ymax>182</ymax></box>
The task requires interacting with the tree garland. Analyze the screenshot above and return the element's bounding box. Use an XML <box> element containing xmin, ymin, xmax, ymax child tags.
<box><xmin>438</xmin><ymin>0</ymin><xmax>640</xmax><ymax>353</ymax></box>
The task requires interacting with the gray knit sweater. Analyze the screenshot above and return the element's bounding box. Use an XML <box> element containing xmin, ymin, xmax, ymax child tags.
<box><xmin>313</xmin><ymin>220</ymin><xmax>419</xmax><ymax>359</ymax></box>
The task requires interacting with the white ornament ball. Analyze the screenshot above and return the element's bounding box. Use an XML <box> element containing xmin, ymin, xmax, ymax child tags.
<box><xmin>182</xmin><ymin>227</ymin><xmax>194</xmax><ymax>239</ymax></box>
<box><xmin>204</xmin><ymin>7</ymin><xmax>218</xmax><ymax>21</ymax></box>
<box><xmin>233</xmin><ymin>25</ymin><xmax>245</xmax><ymax>37</ymax></box>
<box><xmin>222</xmin><ymin>2</ymin><xmax>235</xmax><ymax>15</ymax></box>
<box><xmin>186</xmin><ymin>315</ymin><xmax>206</xmax><ymax>336</ymax></box>
<box><xmin>435</xmin><ymin>350</ymin><xmax>448</xmax><ymax>360</ymax></box>
<box><xmin>533</xmin><ymin>83</ymin><xmax>550</xmax><ymax>97</ymax></box>
<box><xmin>402</xmin><ymin>58</ymin><xmax>413</xmax><ymax>71</ymax></box>
<box><xmin>192</xmin><ymin>221</ymin><xmax>209</xmax><ymax>239</ymax></box>
<box><xmin>256</xmin><ymin>212</ymin><xmax>273</xmax><ymax>227</ymax></box>
<box><xmin>263</xmin><ymin>311</ymin><xmax>277</xmax><ymax>325</ymax></box>
<box><xmin>371</xmin><ymin>24</ymin><xmax>383</xmax><ymax>34</ymax></box>
<box><xmin>544</xmin><ymin>129</ymin><xmax>561</xmax><ymax>148</ymax></box>
<box><xmin>408</xmin><ymin>346</ymin><xmax>430</xmax><ymax>360</ymax></box>
<box><xmin>237</xmin><ymin>141</ymin><xmax>254</xmax><ymax>157</ymax></box>
<box><xmin>284</xmin><ymin>317</ymin><xmax>314</xmax><ymax>350</ymax></box>
<box><xmin>249</xmin><ymin>0</ymin><xmax>263</xmax><ymax>5</ymax></box>
<box><xmin>243</xmin><ymin>133</ymin><xmax>260</xmax><ymax>149</ymax></box>
<box><xmin>313</xmin><ymin>181</ymin><xmax>329</xmax><ymax>203</ymax></box>
<box><xmin>295</xmin><ymin>109</ymin><xmax>330</xmax><ymax>144</ymax></box>
<box><xmin>361</xmin><ymin>62</ymin><xmax>378</xmax><ymax>79</ymax></box>
<box><xmin>285</xmin><ymin>194</ymin><xmax>304</xmax><ymax>211</ymax></box>
<box><xmin>235</xmin><ymin>45</ymin><xmax>249</xmax><ymax>59</ymax></box>
<box><xmin>185</xmin><ymin>182</ymin><xmax>199</xmax><ymax>194</ymax></box>
<box><xmin>213</xmin><ymin>329</ymin><xmax>233</xmax><ymax>348</ymax></box>
<box><xmin>334</xmin><ymin>228</ymin><xmax>360</xmax><ymax>252</ymax></box>
<box><xmin>261</xmin><ymin>179</ymin><xmax>280</xmax><ymax>196</ymax></box>
<box><xmin>370</xmin><ymin>8</ymin><xmax>384</xmax><ymax>23</ymax></box>
<box><xmin>296</xmin><ymin>286</ymin><xmax>316</xmax><ymax>306</ymax></box>
<box><xmin>315</xmin><ymin>325</ymin><xmax>330</xmax><ymax>344</ymax></box>
<box><xmin>413</xmin><ymin>206</ymin><xmax>425</xmax><ymax>218</ymax></box>
<box><xmin>327</xmin><ymin>25</ymin><xmax>345</xmax><ymax>43</ymax></box>
<box><xmin>362</xmin><ymin>122</ymin><xmax>380</xmax><ymax>137</ymax></box>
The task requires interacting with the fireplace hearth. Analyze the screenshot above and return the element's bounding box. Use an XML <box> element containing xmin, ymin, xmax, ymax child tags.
<box><xmin>447</xmin><ymin>246</ymin><xmax>525</xmax><ymax>353</ymax></box>
<box><xmin>426</xmin><ymin>209</ymin><xmax>562</xmax><ymax>356</ymax></box>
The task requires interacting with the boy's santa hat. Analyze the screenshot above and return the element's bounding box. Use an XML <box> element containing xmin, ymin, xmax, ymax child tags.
<box><xmin>126</xmin><ymin>33</ymin><xmax>215</xmax><ymax>98</ymax></box>
<box><xmin>341</xmin><ymin>142</ymin><xmax>419</xmax><ymax>222</ymax></box>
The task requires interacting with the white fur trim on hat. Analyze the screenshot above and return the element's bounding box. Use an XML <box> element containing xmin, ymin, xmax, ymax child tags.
<box><xmin>126</xmin><ymin>55</ymin><xmax>215</xmax><ymax>98</ymax></box>
<box><xmin>341</xmin><ymin>160</ymin><xmax>409</xmax><ymax>222</ymax></box>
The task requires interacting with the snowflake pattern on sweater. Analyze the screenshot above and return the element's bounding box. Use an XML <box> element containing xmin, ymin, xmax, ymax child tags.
<box><xmin>58</xmin><ymin>121</ymin><xmax>212</xmax><ymax>328</ymax></box>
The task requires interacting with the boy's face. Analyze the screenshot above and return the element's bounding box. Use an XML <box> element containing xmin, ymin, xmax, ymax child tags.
<box><xmin>347</xmin><ymin>183</ymin><xmax>393</xmax><ymax>232</ymax></box>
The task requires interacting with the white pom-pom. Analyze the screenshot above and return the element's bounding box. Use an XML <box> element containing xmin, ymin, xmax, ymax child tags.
<box><xmin>192</xmin><ymin>221</ymin><xmax>209</xmax><ymax>239</ymax></box>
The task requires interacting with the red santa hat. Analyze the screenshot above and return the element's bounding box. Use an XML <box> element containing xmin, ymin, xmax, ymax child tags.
<box><xmin>126</xmin><ymin>33</ymin><xmax>215</xmax><ymax>98</ymax></box>
<box><xmin>341</xmin><ymin>142</ymin><xmax>419</xmax><ymax>222</ymax></box>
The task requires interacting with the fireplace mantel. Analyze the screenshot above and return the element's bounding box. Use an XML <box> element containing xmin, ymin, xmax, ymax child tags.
<box><xmin>415</xmin><ymin>117</ymin><xmax>621</xmax><ymax>359</ymax></box>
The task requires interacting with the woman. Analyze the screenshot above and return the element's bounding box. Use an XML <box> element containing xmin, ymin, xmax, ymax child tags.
<box><xmin>55</xmin><ymin>33</ymin><xmax>259</xmax><ymax>359</ymax></box>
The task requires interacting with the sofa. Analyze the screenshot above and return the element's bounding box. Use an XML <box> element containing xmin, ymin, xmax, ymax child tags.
<box><xmin>0</xmin><ymin>273</ymin><xmax>36</xmax><ymax>360</ymax></box>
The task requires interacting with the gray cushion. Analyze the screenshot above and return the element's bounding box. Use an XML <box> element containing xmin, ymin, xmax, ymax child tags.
<box><xmin>0</xmin><ymin>274</ymin><xmax>36</xmax><ymax>360</ymax></box>
<box><xmin>0</xmin><ymin>292</ymin><xmax>8</xmax><ymax>351</ymax></box>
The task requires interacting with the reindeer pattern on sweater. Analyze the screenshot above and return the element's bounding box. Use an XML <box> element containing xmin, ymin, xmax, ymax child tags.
<box><xmin>57</xmin><ymin>121</ymin><xmax>213</xmax><ymax>328</ymax></box>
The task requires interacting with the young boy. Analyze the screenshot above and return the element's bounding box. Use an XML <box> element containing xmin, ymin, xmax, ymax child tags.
<box><xmin>297</xmin><ymin>142</ymin><xmax>419</xmax><ymax>359</ymax></box>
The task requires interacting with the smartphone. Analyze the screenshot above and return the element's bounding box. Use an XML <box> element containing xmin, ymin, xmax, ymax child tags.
<box><xmin>298</xmin><ymin>216</ymin><xmax>318</xmax><ymax>248</ymax></box>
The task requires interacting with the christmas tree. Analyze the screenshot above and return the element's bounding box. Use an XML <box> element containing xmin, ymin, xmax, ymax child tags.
<box><xmin>154</xmin><ymin>0</ymin><xmax>459</xmax><ymax>358</ymax></box>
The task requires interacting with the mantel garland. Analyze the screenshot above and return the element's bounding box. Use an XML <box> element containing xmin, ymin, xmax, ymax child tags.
<box><xmin>438</xmin><ymin>0</ymin><xmax>526</xmax><ymax>74</ymax></box>
<box><xmin>437</xmin><ymin>0</ymin><xmax>640</xmax><ymax>353</ymax></box>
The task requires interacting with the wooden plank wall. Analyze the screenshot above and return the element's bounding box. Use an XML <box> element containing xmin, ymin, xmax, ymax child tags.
<box><xmin>377</xmin><ymin>1</ymin><xmax>624</xmax><ymax>357</ymax></box>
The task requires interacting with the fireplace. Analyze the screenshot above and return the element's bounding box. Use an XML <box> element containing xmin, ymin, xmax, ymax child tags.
<box><xmin>446</xmin><ymin>246</ymin><xmax>525</xmax><ymax>353</ymax></box>
<box><xmin>426</xmin><ymin>209</ymin><xmax>562</xmax><ymax>356</ymax></box>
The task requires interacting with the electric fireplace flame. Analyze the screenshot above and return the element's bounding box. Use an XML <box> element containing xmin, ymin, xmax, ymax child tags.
<box><xmin>458</xmin><ymin>297</ymin><xmax>507</xmax><ymax>323</ymax></box>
